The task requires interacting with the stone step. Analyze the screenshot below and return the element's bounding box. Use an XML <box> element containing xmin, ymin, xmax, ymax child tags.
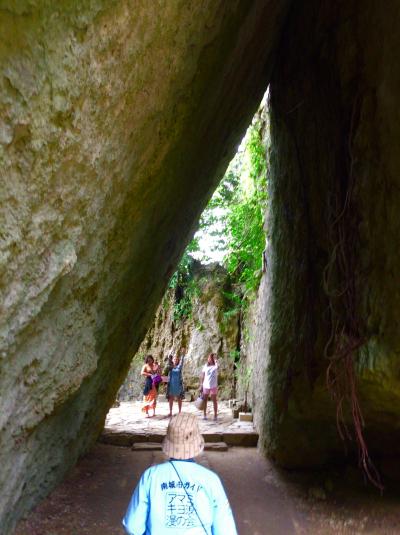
<box><xmin>205</xmin><ymin>442</ymin><xmax>228</xmax><ymax>452</ymax></box>
<box><xmin>223</xmin><ymin>432</ymin><xmax>258</xmax><ymax>447</ymax></box>
<box><xmin>131</xmin><ymin>442</ymin><xmax>229</xmax><ymax>452</ymax></box>
<box><xmin>239</xmin><ymin>412</ymin><xmax>253</xmax><ymax>422</ymax></box>
<box><xmin>99</xmin><ymin>430</ymin><xmax>258</xmax><ymax>448</ymax></box>
<box><xmin>132</xmin><ymin>442</ymin><xmax>162</xmax><ymax>451</ymax></box>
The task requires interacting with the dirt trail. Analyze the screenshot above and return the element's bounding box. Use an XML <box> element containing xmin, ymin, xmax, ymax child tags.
<box><xmin>15</xmin><ymin>444</ymin><xmax>400</xmax><ymax>535</ymax></box>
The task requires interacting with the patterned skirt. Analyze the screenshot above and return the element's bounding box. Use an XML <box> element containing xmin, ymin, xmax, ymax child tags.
<box><xmin>142</xmin><ymin>385</ymin><xmax>157</xmax><ymax>413</ymax></box>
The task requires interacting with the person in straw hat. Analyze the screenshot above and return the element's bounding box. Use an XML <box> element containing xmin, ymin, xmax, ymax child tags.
<box><xmin>122</xmin><ymin>413</ymin><xmax>237</xmax><ymax>535</ymax></box>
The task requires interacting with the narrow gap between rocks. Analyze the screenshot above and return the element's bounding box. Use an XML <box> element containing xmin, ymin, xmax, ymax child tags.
<box><xmin>104</xmin><ymin>92</ymin><xmax>270</xmax><ymax>447</ymax></box>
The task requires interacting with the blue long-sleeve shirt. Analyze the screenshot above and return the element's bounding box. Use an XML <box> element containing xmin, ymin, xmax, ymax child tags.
<box><xmin>122</xmin><ymin>459</ymin><xmax>237</xmax><ymax>535</ymax></box>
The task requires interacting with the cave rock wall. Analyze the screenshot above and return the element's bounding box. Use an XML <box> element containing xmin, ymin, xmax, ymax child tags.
<box><xmin>0</xmin><ymin>1</ymin><xmax>291</xmax><ymax>531</ymax></box>
<box><xmin>257</xmin><ymin>0</ymin><xmax>400</xmax><ymax>467</ymax></box>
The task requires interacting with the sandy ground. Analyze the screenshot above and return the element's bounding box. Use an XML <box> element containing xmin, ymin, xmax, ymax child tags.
<box><xmin>15</xmin><ymin>444</ymin><xmax>400</xmax><ymax>535</ymax></box>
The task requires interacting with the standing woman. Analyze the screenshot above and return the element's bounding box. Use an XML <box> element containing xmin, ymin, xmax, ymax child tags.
<box><xmin>166</xmin><ymin>348</ymin><xmax>186</xmax><ymax>417</ymax></box>
<box><xmin>200</xmin><ymin>353</ymin><xmax>218</xmax><ymax>420</ymax></box>
<box><xmin>141</xmin><ymin>355</ymin><xmax>158</xmax><ymax>418</ymax></box>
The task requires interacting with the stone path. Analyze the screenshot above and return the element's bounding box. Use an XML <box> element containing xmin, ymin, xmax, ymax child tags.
<box><xmin>14</xmin><ymin>400</ymin><xmax>400</xmax><ymax>534</ymax></box>
<box><xmin>100</xmin><ymin>400</ymin><xmax>258</xmax><ymax>447</ymax></box>
<box><xmin>15</xmin><ymin>444</ymin><xmax>400</xmax><ymax>535</ymax></box>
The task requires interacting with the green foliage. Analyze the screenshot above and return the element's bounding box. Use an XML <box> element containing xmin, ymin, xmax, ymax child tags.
<box><xmin>172</xmin><ymin>286</ymin><xmax>194</xmax><ymax>321</ymax></box>
<box><xmin>229</xmin><ymin>349</ymin><xmax>241</xmax><ymax>361</ymax></box>
<box><xmin>222</xmin><ymin>289</ymin><xmax>243</xmax><ymax>307</ymax></box>
<box><xmin>194</xmin><ymin>118</ymin><xmax>267</xmax><ymax>299</ymax></box>
<box><xmin>223</xmin><ymin>308</ymin><xmax>240</xmax><ymax>321</ymax></box>
<box><xmin>224</xmin><ymin>121</ymin><xmax>267</xmax><ymax>295</ymax></box>
<box><xmin>168</xmin><ymin>242</ymin><xmax>201</xmax><ymax>322</ymax></box>
<box><xmin>168</xmin><ymin>112</ymin><xmax>267</xmax><ymax>323</ymax></box>
<box><xmin>224</xmin><ymin>197</ymin><xmax>264</xmax><ymax>292</ymax></box>
<box><xmin>194</xmin><ymin>320</ymin><xmax>205</xmax><ymax>331</ymax></box>
<box><xmin>219</xmin><ymin>289</ymin><xmax>242</xmax><ymax>332</ymax></box>
<box><xmin>168</xmin><ymin>239</ymin><xmax>199</xmax><ymax>291</ymax></box>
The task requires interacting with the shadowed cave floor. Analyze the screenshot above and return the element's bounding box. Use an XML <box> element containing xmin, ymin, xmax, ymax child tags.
<box><xmin>15</xmin><ymin>444</ymin><xmax>400</xmax><ymax>534</ymax></box>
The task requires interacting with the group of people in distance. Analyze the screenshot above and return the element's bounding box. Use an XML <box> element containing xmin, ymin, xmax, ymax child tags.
<box><xmin>122</xmin><ymin>413</ymin><xmax>237</xmax><ymax>535</ymax></box>
<box><xmin>140</xmin><ymin>348</ymin><xmax>219</xmax><ymax>420</ymax></box>
<box><xmin>122</xmin><ymin>350</ymin><xmax>238</xmax><ymax>534</ymax></box>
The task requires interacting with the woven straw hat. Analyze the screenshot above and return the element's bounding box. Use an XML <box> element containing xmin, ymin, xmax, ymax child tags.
<box><xmin>162</xmin><ymin>413</ymin><xmax>204</xmax><ymax>459</ymax></box>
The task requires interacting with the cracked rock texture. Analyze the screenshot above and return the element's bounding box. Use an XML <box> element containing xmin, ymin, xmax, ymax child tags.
<box><xmin>255</xmin><ymin>0</ymin><xmax>400</xmax><ymax>468</ymax></box>
<box><xmin>0</xmin><ymin>0</ymin><xmax>290</xmax><ymax>531</ymax></box>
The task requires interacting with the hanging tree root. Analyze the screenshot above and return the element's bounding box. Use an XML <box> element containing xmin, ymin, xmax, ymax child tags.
<box><xmin>323</xmin><ymin>96</ymin><xmax>384</xmax><ymax>492</ymax></box>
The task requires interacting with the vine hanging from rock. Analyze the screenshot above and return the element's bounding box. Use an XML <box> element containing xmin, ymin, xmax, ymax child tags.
<box><xmin>323</xmin><ymin>94</ymin><xmax>383</xmax><ymax>491</ymax></box>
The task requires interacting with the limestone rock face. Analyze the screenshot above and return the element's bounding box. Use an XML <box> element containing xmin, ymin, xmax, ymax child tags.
<box><xmin>0</xmin><ymin>0</ymin><xmax>291</xmax><ymax>531</ymax></box>
<box><xmin>258</xmin><ymin>0</ymin><xmax>400</xmax><ymax>467</ymax></box>
<box><xmin>119</xmin><ymin>263</ymin><xmax>238</xmax><ymax>401</ymax></box>
<box><xmin>239</xmin><ymin>267</ymin><xmax>270</xmax><ymax>415</ymax></box>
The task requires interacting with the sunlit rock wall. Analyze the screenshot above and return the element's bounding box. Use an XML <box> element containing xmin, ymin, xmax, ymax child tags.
<box><xmin>0</xmin><ymin>0</ymin><xmax>291</xmax><ymax>531</ymax></box>
<box><xmin>119</xmin><ymin>262</ymin><xmax>238</xmax><ymax>401</ymax></box>
<box><xmin>259</xmin><ymin>0</ymin><xmax>400</xmax><ymax>468</ymax></box>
